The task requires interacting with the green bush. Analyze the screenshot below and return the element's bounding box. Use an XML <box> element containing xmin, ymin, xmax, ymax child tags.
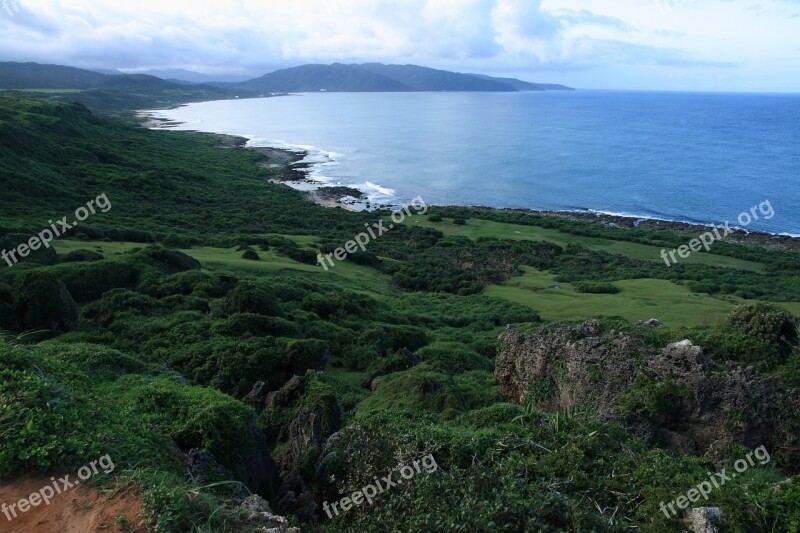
<box><xmin>416</xmin><ymin>342</ymin><xmax>493</xmax><ymax>374</ymax></box>
<box><xmin>64</xmin><ymin>249</ymin><xmax>104</xmax><ymax>262</ymax></box>
<box><xmin>50</xmin><ymin>260</ymin><xmax>138</xmax><ymax>302</ymax></box>
<box><xmin>114</xmin><ymin>375</ymin><xmax>257</xmax><ymax>469</ymax></box>
<box><xmin>11</xmin><ymin>270</ymin><xmax>79</xmax><ymax>331</ymax></box>
<box><xmin>219</xmin><ymin>281</ymin><xmax>282</xmax><ymax>317</ymax></box>
<box><xmin>726</xmin><ymin>303</ymin><xmax>797</xmax><ymax>344</ymax></box>
<box><xmin>358</xmin><ymin>364</ymin><xmax>465</xmax><ymax>419</ymax></box>
<box><xmin>344</xmin><ymin>323</ymin><xmax>429</xmax><ymax>370</ymax></box>
<box><xmin>574</xmin><ymin>281</ymin><xmax>620</xmax><ymax>294</ymax></box>
<box><xmin>89</xmin><ymin>288</ymin><xmax>160</xmax><ymax>325</ymax></box>
<box><xmin>0</xmin><ymin>233</ymin><xmax>56</xmax><ymax>266</ymax></box>
<box><xmin>428</xmin><ymin>214</ymin><xmax>443</xmax><ymax>222</ymax></box>
<box><xmin>452</xmin><ymin>218</ymin><xmax>466</xmax><ymax>225</ymax></box>
<box><xmin>138</xmin><ymin>270</ymin><xmax>211</xmax><ymax>298</ymax></box>
<box><xmin>211</xmin><ymin>313</ymin><xmax>302</xmax><ymax>338</ymax></box>
<box><xmin>0</xmin><ymin>344</ymin><xmax>78</xmax><ymax>474</ymax></box>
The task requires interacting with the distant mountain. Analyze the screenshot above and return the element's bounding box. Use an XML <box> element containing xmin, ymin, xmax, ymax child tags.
<box><xmin>0</xmin><ymin>62</ymin><xmax>106</xmax><ymax>89</ymax></box>
<box><xmin>236</xmin><ymin>63</ymin><xmax>413</xmax><ymax>92</ymax></box>
<box><xmin>466</xmin><ymin>74</ymin><xmax>574</xmax><ymax>91</ymax></box>
<box><xmin>233</xmin><ymin>63</ymin><xmax>572</xmax><ymax>93</ymax></box>
<box><xmin>90</xmin><ymin>68</ymin><xmax>125</xmax><ymax>76</ymax></box>
<box><xmin>355</xmin><ymin>63</ymin><xmax>515</xmax><ymax>91</ymax></box>
<box><xmin>92</xmin><ymin>73</ymin><xmax>221</xmax><ymax>95</ymax></box>
<box><xmin>0</xmin><ymin>63</ymin><xmax>232</xmax><ymax>114</ymax></box>
<box><xmin>134</xmin><ymin>68</ymin><xmax>254</xmax><ymax>84</ymax></box>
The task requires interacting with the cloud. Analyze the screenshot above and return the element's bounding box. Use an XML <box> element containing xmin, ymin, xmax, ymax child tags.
<box><xmin>0</xmin><ymin>0</ymin><xmax>796</xmax><ymax>90</ymax></box>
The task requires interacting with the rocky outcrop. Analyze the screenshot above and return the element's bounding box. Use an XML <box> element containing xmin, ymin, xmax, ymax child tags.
<box><xmin>496</xmin><ymin>321</ymin><xmax>800</xmax><ymax>472</ymax></box>
<box><xmin>183</xmin><ymin>420</ymin><xmax>279</xmax><ymax>499</ymax></box>
<box><xmin>259</xmin><ymin>372</ymin><xmax>342</xmax><ymax>522</ymax></box>
<box><xmin>235</xmin><ymin>494</ymin><xmax>301</xmax><ymax>533</ymax></box>
<box><xmin>235</xmin><ymin>419</ymin><xmax>280</xmax><ymax>497</ymax></box>
<box><xmin>686</xmin><ymin>507</ymin><xmax>722</xmax><ymax>533</ymax></box>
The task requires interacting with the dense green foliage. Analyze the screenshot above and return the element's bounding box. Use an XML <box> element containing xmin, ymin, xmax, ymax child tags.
<box><xmin>1</xmin><ymin>94</ymin><xmax>799</xmax><ymax>531</ymax></box>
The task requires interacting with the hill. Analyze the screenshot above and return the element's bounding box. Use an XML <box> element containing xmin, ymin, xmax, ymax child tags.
<box><xmin>135</xmin><ymin>68</ymin><xmax>254</xmax><ymax>84</ymax></box>
<box><xmin>0</xmin><ymin>63</ymin><xmax>236</xmax><ymax>115</ymax></box>
<box><xmin>355</xmin><ymin>63</ymin><xmax>516</xmax><ymax>91</ymax></box>
<box><xmin>467</xmin><ymin>73</ymin><xmax>574</xmax><ymax>91</ymax></box>
<box><xmin>236</xmin><ymin>63</ymin><xmax>414</xmax><ymax>92</ymax></box>
<box><xmin>1</xmin><ymin>93</ymin><xmax>799</xmax><ymax>532</ymax></box>
<box><xmin>234</xmin><ymin>62</ymin><xmax>573</xmax><ymax>92</ymax></box>
<box><xmin>0</xmin><ymin>61</ymin><xmax>106</xmax><ymax>89</ymax></box>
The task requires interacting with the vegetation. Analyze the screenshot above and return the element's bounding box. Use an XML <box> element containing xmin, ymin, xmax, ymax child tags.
<box><xmin>1</xmin><ymin>93</ymin><xmax>799</xmax><ymax>531</ymax></box>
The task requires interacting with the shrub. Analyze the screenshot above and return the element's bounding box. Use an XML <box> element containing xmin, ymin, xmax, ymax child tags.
<box><xmin>162</xmin><ymin>234</ymin><xmax>191</xmax><ymax>248</ymax></box>
<box><xmin>116</xmin><ymin>375</ymin><xmax>257</xmax><ymax>469</ymax></box>
<box><xmin>192</xmin><ymin>275</ymin><xmax>238</xmax><ymax>298</ymax></box>
<box><xmin>138</xmin><ymin>270</ymin><xmax>211</xmax><ymax>298</ymax></box>
<box><xmin>11</xmin><ymin>271</ymin><xmax>78</xmax><ymax>331</ymax></box>
<box><xmin>64</xmin><ymin>249</ymin><xmax>104</xmax><ymax>263</ymax></box>
<box><xmin>219</xmin><ymin>281</ymin><xmax>282</xmax><ymax>317</ymax></box>
<box><xmin>92</xmin><ymin>288</ymin><xmax>160</xmax><ymax>325</ymax></box>
<box><xmin>574</xmin><ymin>281</ymin><xmax>620</xmax><ymax>294</ymax></box>
<box><xmin>428</xmin><ymin>214</ymin><xmax>443</xmax><ymax>222</ymax></box>
<box><xmin>1</xmin><ymin>233</ymin><xmax>56</xmax><ymax>266</ymax></box>
<box><xmin>452</xmin><ymin>218</ymin><xmax>466</xmax><ymax>225</ymax></box>
<box><xmin>211</xmin><ymin>313</ymin><xmax>302</xmax><ymax>338</ymax></box>
<box><xmin>358</xmin><ymin>364</ymin><xmax>464</xmax><ymax>418</ymax></box>
<box><xmin>242</xmin><ymin>250</ymin><xmax>260</xmax><ymax>260</ymax></box>
<box><xmin>130</xmin><ymin>246</ymin><xmax>201</xmax><ymax>273</ymax></box>
<box><xmin>344</xmin><ymin>323</ymin><xmax>429</xmax><ymax>370</ymax></box>
<box><xmin>277</xmin><ymin>246</ymin><xmax>317</xmax><ymax>265</ymax></box>
<box><xmin>51</xmin><ymin>260</ymin><xmax>138</xmax><ymax>302</ymax></box>
<box><xmin>416</xmin><ymin>342</ymin><xmax>492</xmax><ymax>374</ymax></box>
<box><xmin>726</xmin><ymin>303</ymin><xmax>797</xmax><ymax>344</ymax></box>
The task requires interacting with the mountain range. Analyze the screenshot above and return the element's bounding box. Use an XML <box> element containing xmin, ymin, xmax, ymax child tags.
<box><xmin>0</xmin><ymin>61</ymin><xmax>573</xmax><ymax>93</ymax></box>
<box><xmin>229</xmin><ymin>63</ymin><xmax>572</xmax><ymax>92</ymax></box>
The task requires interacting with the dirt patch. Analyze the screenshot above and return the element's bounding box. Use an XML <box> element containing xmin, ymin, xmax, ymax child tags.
<box><xmin>0</xmin><ymin>476</ymin><xmax>147</xmax><ymax>532</ymax></box>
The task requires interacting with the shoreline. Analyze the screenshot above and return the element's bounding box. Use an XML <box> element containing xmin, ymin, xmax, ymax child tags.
<box><xmin>139</xmin><ymin>110</ymin><xmax>800</xmax><ymax>247</ymax></box>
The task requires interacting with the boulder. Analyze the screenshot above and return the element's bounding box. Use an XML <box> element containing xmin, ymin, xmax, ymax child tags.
<box><xmin>495</xmin><ymin>321</ymin><xmax>800</xmax><ymax>472</ymax></box>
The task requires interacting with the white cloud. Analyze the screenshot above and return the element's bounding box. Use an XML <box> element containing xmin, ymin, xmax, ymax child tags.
<box><xmin>0</xmin><ymin>0</ymin><xmax>797</xmax><ymax>90</ymax></box>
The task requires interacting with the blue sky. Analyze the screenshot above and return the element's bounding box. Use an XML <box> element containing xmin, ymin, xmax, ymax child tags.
<box><xmin>1</xmin><ymin>0</ymin><xmax>798</xmax><ymax>91</ymax></box>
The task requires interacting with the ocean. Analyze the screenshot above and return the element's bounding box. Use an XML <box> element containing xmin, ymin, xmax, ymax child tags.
<box><xmin>149</xmin><ymin>90</ymin><xmax>800</xmax><ymax>235</ymax></box>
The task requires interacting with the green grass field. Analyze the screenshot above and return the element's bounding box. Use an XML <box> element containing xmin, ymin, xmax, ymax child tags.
<box><xmin>13</xmin><ymin>88</ymin><xmax>86</xmax><ymax>94</ymax></box>
<box><xmin>54</xmin><ymin>235</ymin><xmax>800</xmax><ymax>328</ymax></box>
<box><xmin>399</xmin><ymin>214</ymin><xmax>765</xmax><ymax>271</ymax></box>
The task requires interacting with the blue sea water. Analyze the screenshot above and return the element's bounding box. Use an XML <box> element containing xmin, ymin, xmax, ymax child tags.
<box><xmin>150</xmin><ymin>90</ymin><xmax>800</xmax><ymax>235</ymax></box>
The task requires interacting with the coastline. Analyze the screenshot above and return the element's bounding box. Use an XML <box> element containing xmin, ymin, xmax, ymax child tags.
<box><xmin>139</xmin><ymin>109</ymin><xmax>800</xmax><ymax>247</ymax></box>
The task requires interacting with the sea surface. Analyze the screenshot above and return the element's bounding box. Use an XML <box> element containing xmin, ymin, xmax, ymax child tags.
<box><xmin>149</xmin><ymin>90</ymin><xmax>800</xmax><ymax>235</ymax></box>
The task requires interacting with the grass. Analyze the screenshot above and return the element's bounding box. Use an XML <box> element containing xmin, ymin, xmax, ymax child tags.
<box><xmin>54</xmin><ymin>234</ymin><xmax>796</xmax><ymax>328</ymax></box>
<box><xmin>401</xmin><ymin>214</ymin><xmax>766</xmax><ymax>272</ymax></box>
<box><xmin>13</xmin><ymin>88</ymin><xmax>87</xmax><ymax>94</ymax></box>
<box><xmin>484</xmin><ymin>266</ymin><xmax>798</xmax><ymax>327</ymax></box>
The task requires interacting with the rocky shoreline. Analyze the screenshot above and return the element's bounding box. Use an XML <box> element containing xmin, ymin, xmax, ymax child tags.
<box><xmin>251</xmin><ymin>141</ymin><xmax>800</xmax><ymax>249</ymax></box>
<box><xmin>144</xmin><ymin>124</ymin><xmax>800</xmax><ymax>248</ymax></box>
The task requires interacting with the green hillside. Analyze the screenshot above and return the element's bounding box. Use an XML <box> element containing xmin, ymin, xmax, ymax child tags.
<box><xmin>1</xmin><ymin>94</ymin><xmax>799</xmax><ymax>531</ymax></box>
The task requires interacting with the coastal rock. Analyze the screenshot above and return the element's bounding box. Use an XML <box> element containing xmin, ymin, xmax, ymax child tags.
<box><xmin>495</xmin><ymin>321</ymin><xmax>800</xmax><ymax>472</ymax></box>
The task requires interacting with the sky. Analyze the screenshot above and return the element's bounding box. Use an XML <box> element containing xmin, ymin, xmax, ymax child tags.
<box><xmin>0</xmin><ymin>0</ymin><xmax>798</xmax><ymax>91</ymax></box>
